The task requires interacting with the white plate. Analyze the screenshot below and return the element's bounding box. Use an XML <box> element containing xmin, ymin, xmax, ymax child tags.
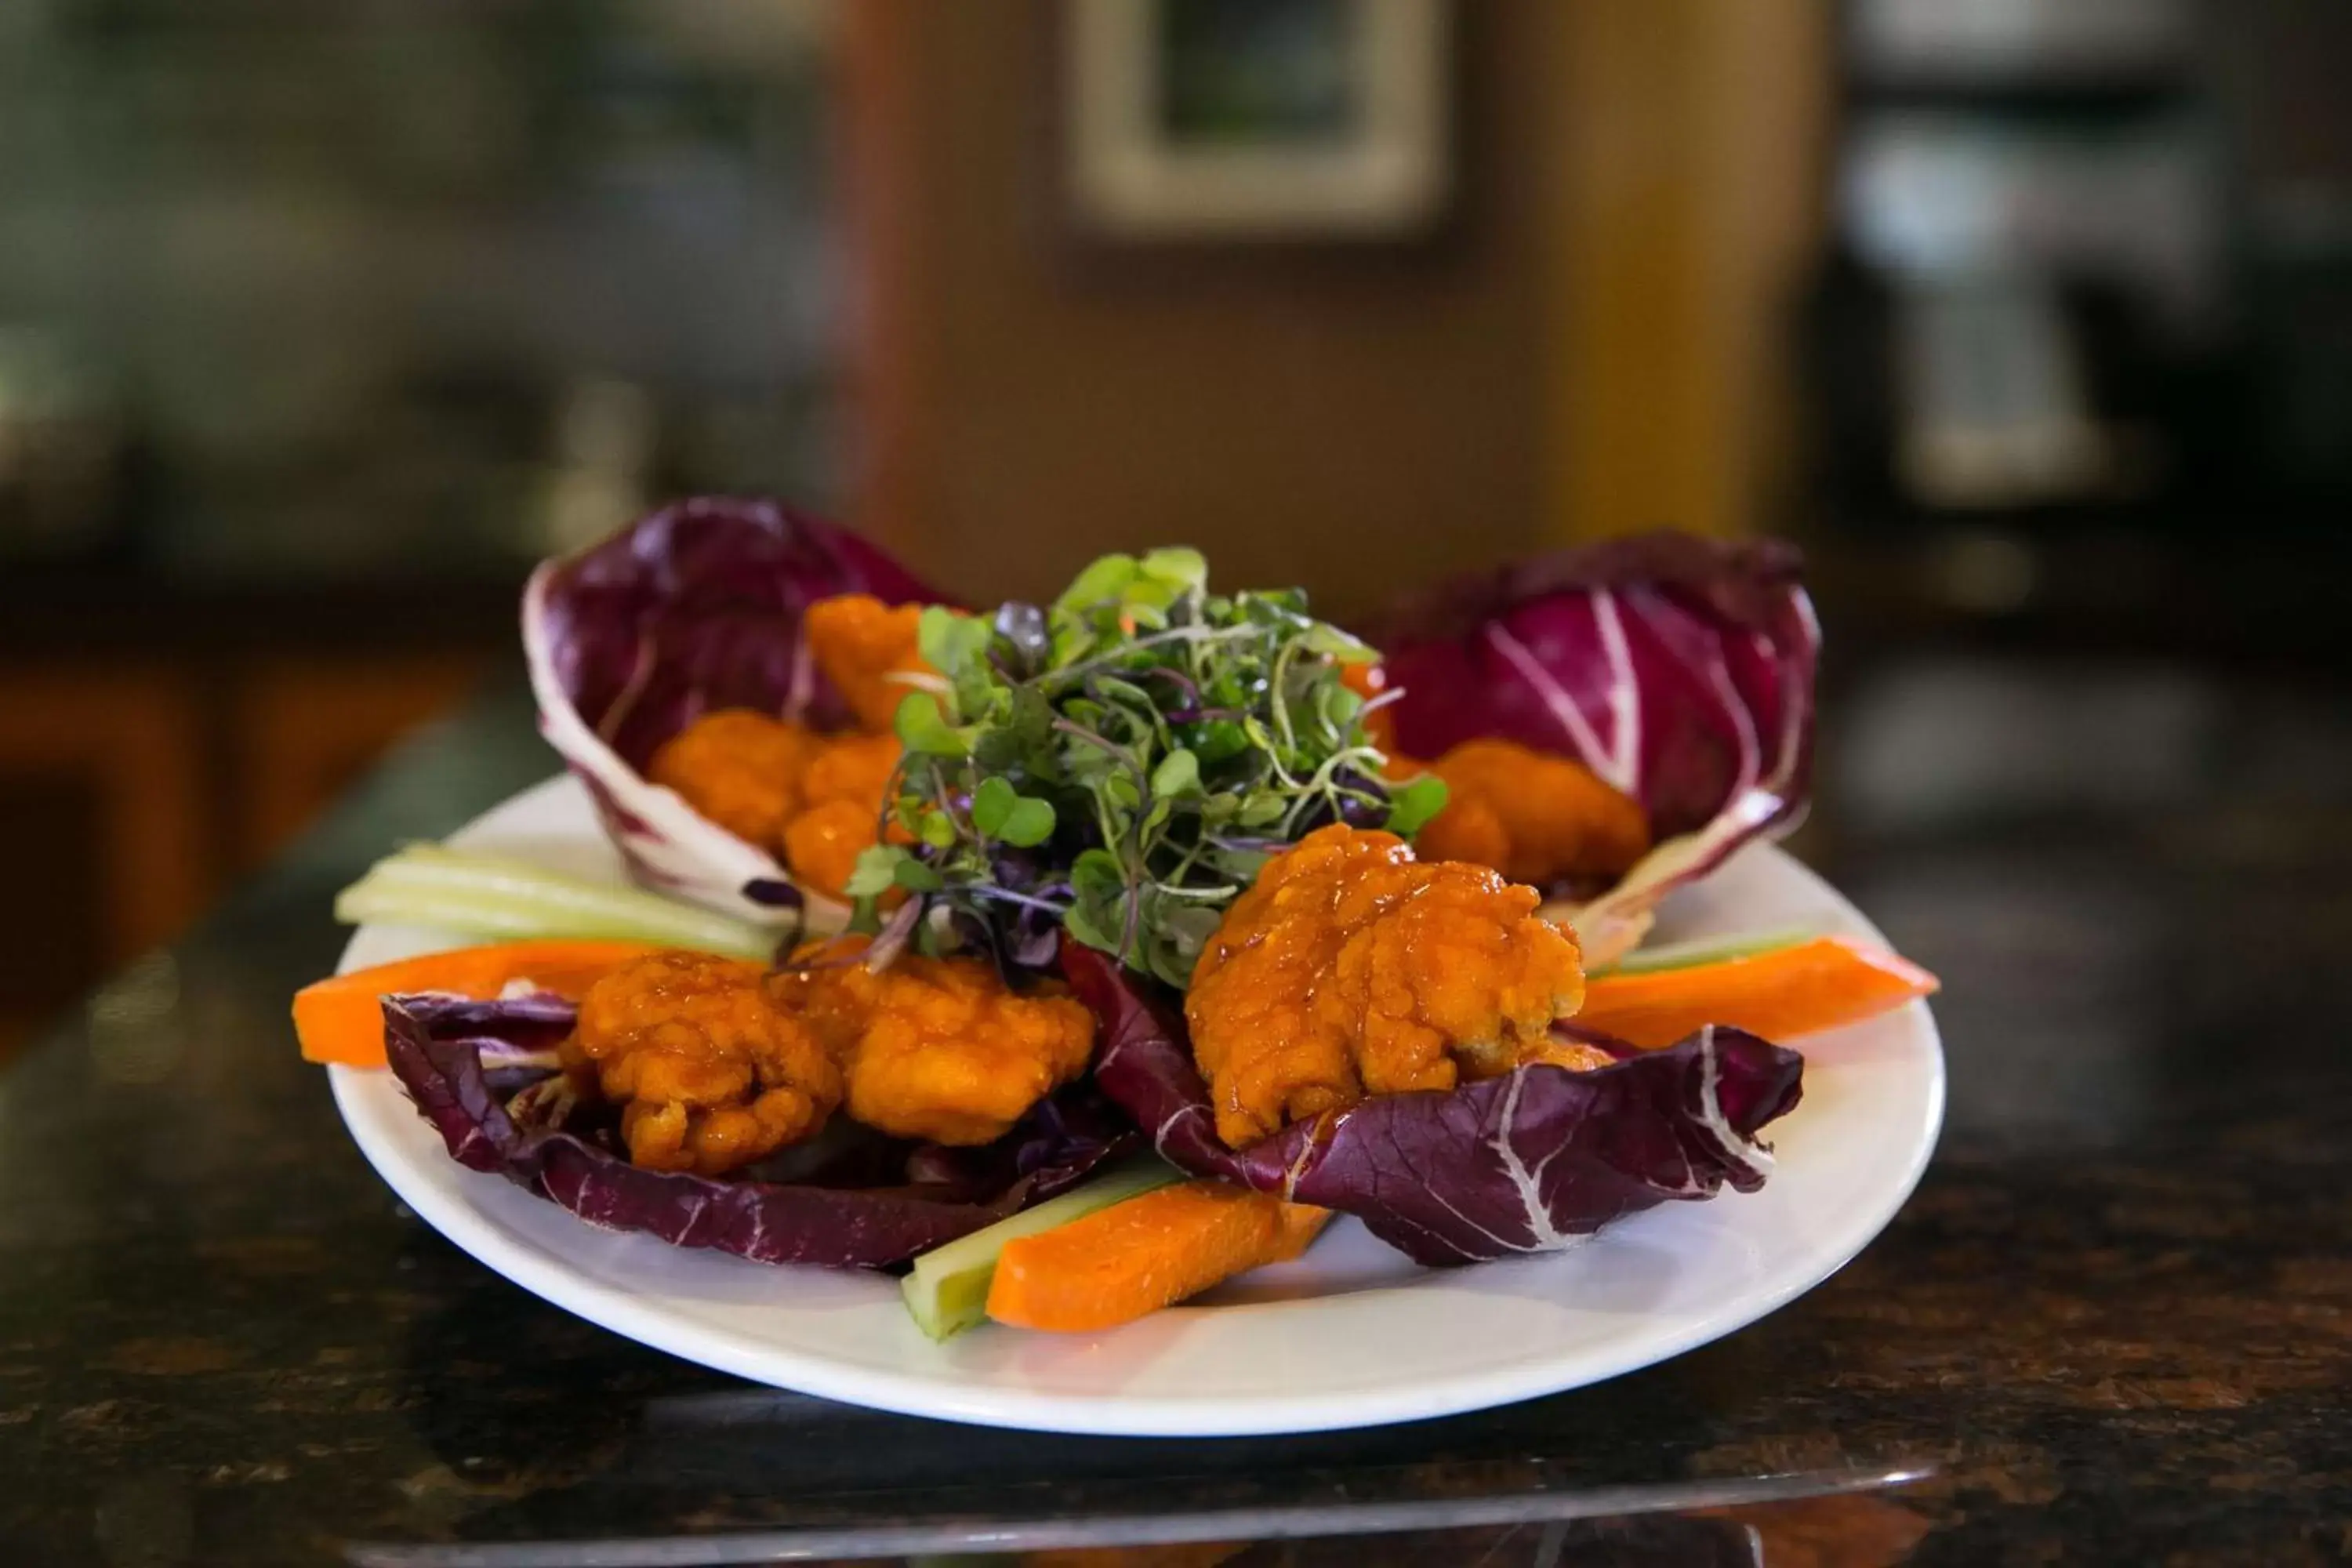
<box><xmin>330</xmin><ymin>775</ymin><xmax>1944</xmax><ymax>1437</ymax></box>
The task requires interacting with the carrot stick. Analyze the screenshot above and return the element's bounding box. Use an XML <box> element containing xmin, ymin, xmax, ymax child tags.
<box><xmin>986</xmin><ymin>1180</ymin><xmax>1329</xmax><ymax>1334</ymax></box>
<box><xmin>293</xmin><ymin>940</ymin><xmax>659</xmax><ymax>1068</ymax></box>
<box><xmin>1577</xmin><ymin>935</ymin><xmax>1938</xmax><ymax>1050</ymax></box>
<box><xmin>1270</xmin><ymin>1200</ymin><xmax>1334</xmax><ymax>1261</ymax></box>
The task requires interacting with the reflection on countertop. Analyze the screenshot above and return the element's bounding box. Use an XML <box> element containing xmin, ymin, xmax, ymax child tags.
<box><xmin>1820</xmin><ymin>648</ymin><xmax>2352</xmax><ymax>1153</ymax></box>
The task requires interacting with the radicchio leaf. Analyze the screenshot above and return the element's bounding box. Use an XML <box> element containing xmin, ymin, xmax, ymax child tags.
<box><xmin>1365</xmin><ymin>533</ymin><xmax>1820</xmax><ymax>965</ymax></box>
<box><xmin>1063</xmin><ymin>945</ymin><xmax>1803</xmax><ymax>1268</ymax></box>
<box><xmin>383</xmin><ymin>993</ymin><xmax>1131</xmax><ymax>1269</ymax></box>
<box><xmin>523</xmin><ymin>497</ymin><xmax>943</xmax><ymax>925</ymax></box>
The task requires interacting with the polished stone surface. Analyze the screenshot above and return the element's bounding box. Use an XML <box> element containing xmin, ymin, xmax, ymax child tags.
<box><xmin>3</xmin><ymin>670</ymin><xmax>2348</xmax><ymax>1566</ymax></box>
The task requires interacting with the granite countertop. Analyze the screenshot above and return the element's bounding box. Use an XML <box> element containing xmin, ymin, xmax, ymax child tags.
<box><xmin>2</xmin><ymin>677</ymin><xmax>2347</xmax><ymax>1566</ymax></box>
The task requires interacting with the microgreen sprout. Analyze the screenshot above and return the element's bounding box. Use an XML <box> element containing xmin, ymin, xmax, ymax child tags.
<box><xmin>848</xmin><ymin>550</ymin><xmax>1443</xmax><ymax>986</ymax></box>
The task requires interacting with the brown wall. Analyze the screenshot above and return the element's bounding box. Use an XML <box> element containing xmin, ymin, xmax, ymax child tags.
<box><xmin>848</xmin><ymin>0</ymin><xmax>1566</xmax><ymax>619</ymax></box>
<box><xmin>1552</xmin><ymin>0</ymin><xmax>1831</xmax><ymax>545</ymax></box>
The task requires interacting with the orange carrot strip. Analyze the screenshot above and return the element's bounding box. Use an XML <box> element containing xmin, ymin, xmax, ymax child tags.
<box><xmin>1269</xmin><ymin>1201</ymin><xmax>1333</xmax><ymax>1261</ymax></box>
<box><xmin>293</xmin><ymin>940</ymin><xmax>659</xmax><ymax>1068</ymax></box>
<box><xmin>986</xmin><ymin>1180</ymin><xmax>1328</xmax><ymax>1334</ymax></box>
<box><xmin>1577</xmin><ymin>936</ymin><xmax>1939</xmax><ymax>1050</ymax></box>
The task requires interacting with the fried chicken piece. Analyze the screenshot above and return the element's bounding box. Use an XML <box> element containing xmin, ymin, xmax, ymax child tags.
<box><xmin>782</xmin><ymin>797</ymin><xmax>880</xmax><ymax>899</ymax></box>
<box><xmin>565</xmin><ymin>942</ymin><xmax>1089</xmax><ymax>1172</ymax></box>
<box><xmin>1520</xmin><ymin>1033</ymin><xmax>1620</xmax><ymax>1074</ymax></box>
<box><xmin>786</xmin><ymin>732</ymin><xmax>913</xmax><ymax>898</ymax></box>
<box><xmin>773</xmin><ymin>938</ymin><xmax>1096</xmax><ymax>1146</ymax></box>
<box><xmin>1413</xmin><ymin>789</ymin><xmax>1512</xmax><ymax>873</ymax></box>
<box><xmin>1412</xmin><ymin>738</ymin><xmax>1651</xmax><ymax>887</ymax></box>
<box><xmin>806</xmin><ymin>593</ymin><xmax>935</xmax><ymax>732</ymax></box>
<box><xmin>644</xmin><ymin>708</ymin><xmax>908</xmax><ymax>895</ymax></box>
<box><xmin>645</xmin><ymin>710</ymin><xmax>818</xmax><ymax>852</ymax></box>
<box><xmin>1186</xmin><ymin>824</ymin><xmax>1586</xmax><ymax>1149</ymax></box>
<box><xmin>567</xmin><ymin>951</ymin><xmax>842</xmax><ymax>1177</ymax></box>
<box><xmin>800</xmin><ymin>730</ymin><xmax>903</xmax><ymax>808</ymax></box>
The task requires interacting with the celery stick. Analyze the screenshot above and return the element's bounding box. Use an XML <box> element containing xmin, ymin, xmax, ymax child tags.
<box><xmin>1596</xmin><ymin>925</ymin><xmax>1819</xmax><ymax>978</ymax></box>
<box><xmin>332</xmin><ymin>845</ymin><xmax>779</xmax><ymax>960</ymax></box>
<box><xmin>902</xmin><ymin>1160</ymin><xmax>1182</xmax><ymax>1341</ymax></box>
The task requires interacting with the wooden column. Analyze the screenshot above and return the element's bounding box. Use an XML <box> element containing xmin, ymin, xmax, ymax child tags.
<box><xmin>1549</xmin><ymin>0</ymin><xmax>1833</xmax><ymax>542</ymax></box>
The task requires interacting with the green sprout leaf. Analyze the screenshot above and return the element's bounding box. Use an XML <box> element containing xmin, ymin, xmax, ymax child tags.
<box><xmin>1120</xmin><ymin>595</ymin><xmax>1171</xmax><ymax>630</ymax></box>
<box><xmin>1062</xmin><ymin>898</ymin><xmax>1119</xmax><ymax>957</ymax></box>
<box><xmin>971</xmin><ymin>775</ymin><xmax>1054</xmax><ymax>847</ymax></box>
<box><xmin>1301</xmin><ymin>620</ymin><xmax>1378</xmax><ymax>663</ymax></box>
<box><xmin>1237</xmin><ymin>790</ymin><xmax>1287</xmax><ymax>828</ymax></box>
<box><xmin>1211</xmin><ymin>845</ymin><xmax>1270</xmax><ymax>883</ymax></box>
<box><xmin>1070</xmin><ymin>848</ymin><xmax>1127</xmax><ymax>902</ymax></box>
<box><xmin>997</xmin><ymin>796</ymin><xmax>1056</xmax><ymax>848</ymax></box>
<box><xmin>1138</xmin><ymin>546</ymin><xmax>1207</xmax><ymax>593</ymax></box>
<box><xmin>1384</xmin><ymin>774</ymin><xmax>1450</xmax><ymax>838</ymax></box>
<box><xmin>894</xmin><ymin>691</ymin><xmax>969</xmax><ymax>757</ymax></box>
<box><xmin>1149</xmin><ymin>747</ymin><xmax>1200</xmax><ymax>798</ymax></box>
<box><xmin>844</xmin><ymin>845</ymin><xmax>911</xmax><ymax>899</ymax></box>
<box><xmin>1314</xmin><ymin>681</ymin><xmax>1363</xmax><ymax>736</ymax></box>
<box><xmin>1195</xmin><ymin>720</ymin><xmax>1249</xmax><ymax>763</ymax></box>
<box><xmin>1054</xmin><ymin>553</ymin><xmax>1138</xmax><ymax>613</ymax></box>
<box><xmin>894</xmin><ymin>857</ymin><xmax>945</xmax><ymax>893</ymax></box>
<box><xmin>917</xmin><ymin>606</ymin><xmax>992</xmax><ymax>681</ymax></box>
<box><xmin>970</xmin><ymin>775</ymin><xmax>1018</xmax><ymax>837</ymax></box>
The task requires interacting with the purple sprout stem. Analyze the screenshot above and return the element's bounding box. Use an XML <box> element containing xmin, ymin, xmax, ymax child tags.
<box><xmin>966</xmin><ymin>884</ymin><xmax>1071</xmax><ymax>914</ymax></box>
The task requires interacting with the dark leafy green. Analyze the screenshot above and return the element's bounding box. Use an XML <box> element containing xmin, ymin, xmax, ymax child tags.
<box><xmin>848</xmin><ymin>549</ymin><xmax>1439</xmax><ymax>987</ymax></box>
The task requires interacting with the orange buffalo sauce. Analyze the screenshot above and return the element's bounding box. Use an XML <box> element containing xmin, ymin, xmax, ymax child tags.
<box><xmin>1410</xmin><ymin>737</ymin><xmax>1651</xmax><ymax>888</ymax></box>
<box><xmin>643</xmin><ymin>595</ymin><xmax>938</xmax><ymax>897</ymax></box>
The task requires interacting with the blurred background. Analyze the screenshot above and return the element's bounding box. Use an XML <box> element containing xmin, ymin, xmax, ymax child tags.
<box><xmin>3</xmin><ymin>0</ymin><xmax>2350</xmax><ymax>1066</ymax></box>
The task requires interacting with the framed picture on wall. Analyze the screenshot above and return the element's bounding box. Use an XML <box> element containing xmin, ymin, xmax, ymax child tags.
<box><xmin>1062</xmin><ymin>0</ymin><xmax>1453</xmax><ymax>240</ymax></box>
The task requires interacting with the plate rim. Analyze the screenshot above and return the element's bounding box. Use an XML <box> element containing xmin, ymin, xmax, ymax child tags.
<box><xmin>328</xmin><ymin>773</ymin><xmax>1946</xmax><ymax>1437</ymax></box>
